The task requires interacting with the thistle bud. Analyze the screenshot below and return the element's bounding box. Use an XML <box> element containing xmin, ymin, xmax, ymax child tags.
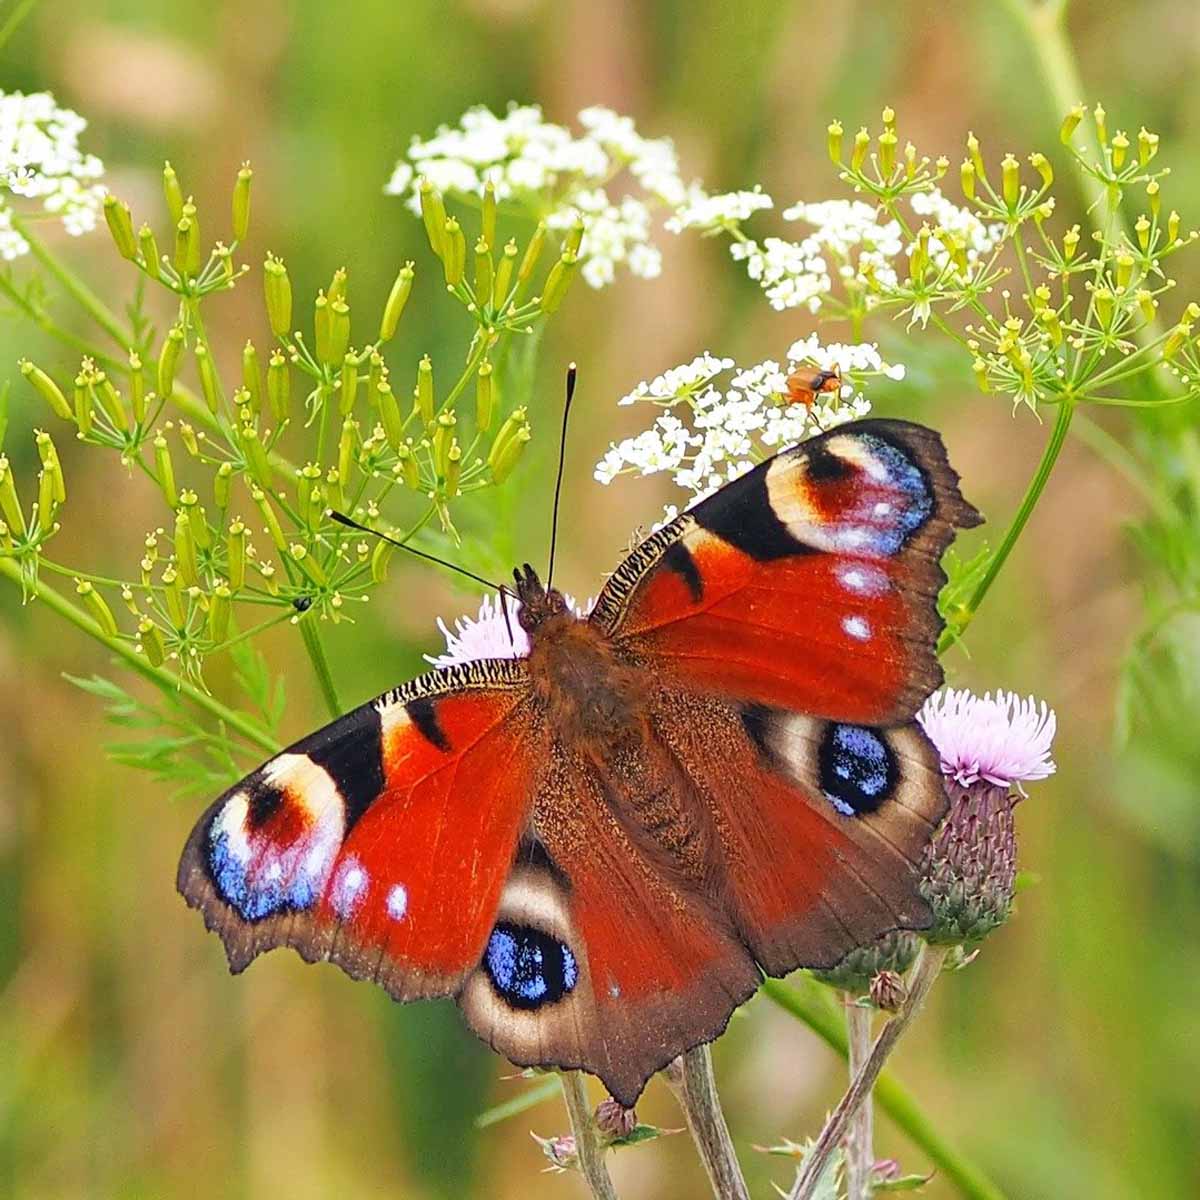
<box><xmin>959</xmin><ymin>159</ymin><xmax>976</xmax><ymax>201</ymax></box>
<box><xmin>827</xmin><ymin>119</ymin><xmax>843</xmax><ymax>165</ymax></box>
<box><xmin>153</xmin><ymin>434</ymin><xmax>177</xmax><ymax>507</ymax></box>
<box><xmin>594</xmin><ymin>1099</ymin><xmax>637</xmax><ymax>1140</ymax></box>
<box><xmin>1001</xmin><ymin>154</ymin><xmax>1020</xmax><ymax>208</ymax></box>
<box><xmin>138</xmin><ymin>617</ymin><xmax>166</xmax><ymax>666</ymax></box>
<box><xmin>377</xmin><ymin>380</ymin><xmax>404</xmax><ymax>450</ymax></box>
<box><xmin>415</xmin><ymin>355</ymin><xmax>435</xmax><ymax>426</ymax></box>
<box><xmin>878</xmin><ymin>129</ymin><xmax>897</xmax><ymax>178</ymax></box>
<box><xmin>1111</xmin><ymin>130</ymin><xmax>1129</xmax><ymax>171</ymax></box>
<box><xmin>76</xmin><ymin>580</ymin><xmax>119</xmax><ymax>637</ymax></box>
<box><xmin>20</xmin><ymin>360</ymin><xmax>72</xmax><ymax>421</ymax></box>
<box><xmin>869</xmin><ymin>969</ymin><xmax>907</xmax><ymax>1013</ymax></box>
<box><xmin>812</xmin><ymin>930</ymin><xmax>920</xmax><ymax>995</ymax></box>
<box><xmin>1059</xmin><ymin>103</ymin><xmax>1085</xmax><ymax>144</ymax></box>
<box><xmin>138</xmin><ymin>224</ymin><xmax>160</xmax><ymax>279</ymax></box>
<box><xmin>226</xmin><ymin>520</ymin><xmax>247</xmax><ymax>591</ymax></box>
<box><xmin>339</xmin><ymin>353</ymin><xmax>359</xmax><ymax>415</ymax></box>
<box><xmin>850</xmin><ymin>126</ymin><xmax>870</xmax><ymax>173</ymax></box>
<box><xmin>163</xmin><ymin>162</ymin><xmax>184</xmax><ymax>223</ymax></box>
<box><xmin>442</xmin><ymin>217</ymin><xmax>466</xmax><ymax>287</ymax></box>
<box><xmin>419</xmin><ymin>178</ymin><xmax>447</xmax><ymax>259</ymax></box>
<box><xmin>475</xmin><ymin>361</ymin><xmax>495</xmax><ymax>431</ymax></box>
<box><xmin>481</xmin><ymin>178</ymin><xmax>498</xmax><ymax>249</ymax></box>
<box><xmin>103</xmin><ymin>195</ymin><xmax>138</xmax><ymax>260</ymax></box>
<box><xmin>1028</xmin><ymin>151</ymin><xmax>1053</xmax><ymax>189</ymax></box>
<box><xmin>264</xmin><ymin>254</ymin><xmax>293</xmax><ymax>337</ymax></box>
<box><xmin>1138</xmin><ymin>126</ymin><xmax>1159</xmax><ymax>166</ymax></box>
<box><xmin>474</xmin><ymin>237</ymin><xmax>493</xmax><ymax>303</ymax></box>
<box><xmin>232</xmin><ymin>164</ymin><xmax>252</xmax><ymax>242</ymax></box>
<box><xmin>158</xmin><ymin>325</ymin><xmax>185</xmax><ymax>400</ymax></box>
<box><xmin>0</xmin><ymin>455</ymin><xmax>23</xmax><ymax>534</ymax></box>
<box><xmin>267</xmin><ymin>350</ymin><xmax>290</xmax><ymax>423</ymax></box>
<box><xmin>195</xmin><ymin>344</ymin><xmax>222</xmax><ymax>414</ymax></box>
<box><xmin>380</xmin><ymin>262</ymin><xmax>414</xmax><ymax>341</ymax></box>
<box><xmin>541</xmin><ymin>252</ymin><xmax>579</xmax><ymax>315</ymax></box>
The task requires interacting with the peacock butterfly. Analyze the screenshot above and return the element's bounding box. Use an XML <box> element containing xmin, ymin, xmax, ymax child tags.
<box><xmin>177</xmin><ymin>416</ymin><xmax>980</xmax><ymax>1106</ymax></box>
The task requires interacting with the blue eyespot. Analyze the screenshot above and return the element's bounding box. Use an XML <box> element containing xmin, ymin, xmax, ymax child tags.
<box><xmin>818</xmin><ymin>724</ymin><xmax>896</xmax><ymax>816</ymax></box>
<box><xmin>485</xmin><ymin>922</ymin><xmax>578</xmax><ymax>1010</ymax></box>
<box><xmin>857</xmin><ymin>436</ymin><xmax>933</xmax><ymax>554</ymax></box>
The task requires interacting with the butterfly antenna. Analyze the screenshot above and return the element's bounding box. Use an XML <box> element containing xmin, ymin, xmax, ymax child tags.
<box><xmin>545</xmin><ymin>362</ymin><xmax>577</xmax><ymax>590</ymax></box>
<box><xmin>327</xmin><ymin>510</ymin><xmax>505</xmax><ymax>593</ymax></box>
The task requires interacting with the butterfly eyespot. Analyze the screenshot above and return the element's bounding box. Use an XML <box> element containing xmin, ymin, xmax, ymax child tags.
<box><xmin>484</xmin><ymin>921</ymin><xmax>578</xmax><ymax>1010</ymax></box>
<box><xmin>818</xmin><ymin>723</ymin><xmax>898</xmax><ymax>816</ymax></box>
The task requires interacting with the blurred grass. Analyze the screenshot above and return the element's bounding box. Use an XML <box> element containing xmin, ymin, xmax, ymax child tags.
<box><xmin>1</xmin><ymin>1</ymin><xmax>1198</xmax><ymax>1197</ymax></box>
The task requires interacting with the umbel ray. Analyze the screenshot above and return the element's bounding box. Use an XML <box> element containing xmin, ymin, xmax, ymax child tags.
<box><xmin>178</xmin><ymin>363</ymin><xmax>981</xmax><ymax>1106</ymax></box>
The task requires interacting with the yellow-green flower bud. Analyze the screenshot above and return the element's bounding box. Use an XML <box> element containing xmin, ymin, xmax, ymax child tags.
<box><xmin>0</xmin><ymin>455</ymin><xmax>22</xmax><ymax>534</ymax></box>
<box><xmin>541</xmin><ymin>252</ymin><xmax>579</xmax><ymax>315</ymax></box>
<box><xmin>1001</xmin><ymin>154</ymin><xmax>1020</xmax><ymax>208</ymax></box>
<box><xmin>415</xmin><ymin>355</ymin><xmax>434</xmax><ymax>426</ymax></box>
<box><xmin>327</xmin><ymin>266</ymin><xmax>347</xmax><ymax>304</ymax></box>
<box><xmin>1135</xmin><ymin>214</ymin><xmax>1151</xmax><ymax>253</ymax></box>
<box><xmin>259</xmin><ymin>561</ymin><xmax>279</xmax><ymax>597</ymax></box>
<box><xmin>1093</xmin><ymin>286</ymin><xmax>1115</xmax><ymax>329</ymax></box>
<box><xmin>35</xmin><ymin>430</ymin><xmax>65</xmax><ymax>505</ymax></box>
<box><xmin>395</xmin><ymin>442</ymin><xmax>420</xmax><ymax>489</ymax></box>
<box><xmin>1060</xmin><ymin>103</ymin><xmax>1085</xmax><ymax>144</ymax></box>
<box><xmin>328</xmin><ymin>298</ymin><xmax>350</xmax><ymax>365</ymax></box>
<box><xmin>174</xmin><ymin>508</ymin><xmax>199</xmax><ymax>586</ymax></box>
<box><xmin>251</xmin><ymin>486</ymin><xmax>286</xmax><ymax>551</ymax></box>
<box><xmin>1163</xmin><ymin>320</ymin><xmax>1192</xmax><ymax>360</ymax></box>
<box><xmin>76</xmin><ymin>580</ymin><xmax>118</xmax><ymax>637</ymax></box>
<box><xmin>138</xmin><ymin>223</ymin><xmax>160</xmax><ymax>279</ymax></box>
<box><xmin>474</xmin><ymin>238</ymin><xmax>493</xmax><ymax>303</ymax></box>
<box><xmin>162</xmin><ymin>161</ymin><xmax>184</xmax><ymax>222</ymax></box>
<box><xmin>20</xmin><ymin>360</ymin><xmax>71</xmax><ymax>421</ymax></box>
<box><xmin>226</xmin><ymin>520</ymin><xmax>246</xmax><ymax>591</ymax></box>
<box><xmin>1063</xmin><ymin>224</ymin><xmax>1080</xmax><ymax>261</ymax></box>
<box><xmin>267</xmin><ymin>350</ymin><xmax>290</xmax><ymax>423</ymax></box>
<box><xmin>1037</xmin><ymin>306</ymin><xmax>1063</xmax><ymax>346</ymax></box>
<box><xmin>232</xmin><ymin>164</ymin><xmax>252</xmax><ymax>242</ymax></box>
<box><xmin>850</xmin><ymin>126</ymin><xmax>870</xmax><ymax>173</ymax></box>
<box><xmin>313</xmin><ymin>292</ymin><xmax>332</xmax><ymax>364</ymax></box>
<box><xmin>476</xmin><ymin>361</ymin><xmax>495</xmax><ymax>431</ymax></box>
<box><xmin>966</xmin><ymin>131</ymin><xmax>987</xmax><ymax>182</ymax></box>
<box><xmin>179</xmin><ymin>422</ymin><xmax>200</xmax><ymax>457</ymax></box>
<box><xmin>419</xmin><ymin>178</ymin><xmax>447</xmax><ymax>259</ymax></box>
<box><xmin>370</xmin><ymin>538</ymin><xmax>394</xmax><ymax>583</ymax></box>
<box><xmin>103</xmin><ymin>195</ymin><xmax>138</xmax><ymax>260</ymax></box>
<box><xmin>158</xmin><ymin>325</ymin><xmax>185</xmax><ymax>400</ymax></box>
<box><xmin>339</xmin><ymin>353</ymin><xmax>358</xmax><ymax>415</ymax></box>
<box><xmin>444</xmin><ymin>440</ymin><xmax>462</xmax><ymax>496</ymax></box>
<box><xmin>214</xmin><ymin>461</ymin><xmax>233</xmax><ymax>510</ymax></box>
<box><xmin>195</xmin><ymin>344</ymin><xmax>222</xmax><ymax>415</ymax></box>
<box><xmin>37</xmin><ymin>465</ymin><xmax>57</xmax><ymax>527</ymax></box>
<box><xmin>442</xmin><ymin>217</ymin><xmax>466</xmax><ymax>287</ymax></box>
<box><xmin>264</xmin><ymin>254</ymin><xmax>293</xmax><ymax>337</ymax></box>
<box><xmin>325</xmin><ymin>466</ymin><xmax>344</xmax><ymax>514</ymax></box>
<box><xmin>481</xmin><ymin>179</ymin><xmax>498</xmax><ymax>249</ymax></box>
<box><xmin>1146</xmin><ymin>180</ymin><xmax>1161</xmax><ymax>219</ymax></box>
<box><xmin>208</xmin><ymin>583</ymin><xmax>232</xmax><ymax>643</ymax></box>
<box><xmin>138</xmin><ymin>617</ymin><xmax>165</xmax><ymax>666</ymax></box>
<box><xmin>1168</xmin><ymin>210</ymin><xmax>1181</xmax><ymax>244</ymax></box>
<box><xmin>174</xmin><ymin>217</ymin><xmax>194</xmax><ymax>275</ymax></box>
<box><xmin>377</xmin><ymin>380</ymin><xmax>404</xmax><ymax>450</ymax></box>
<box><xmin>1136</xmin><ymin>289</ymin><xmax>1157</xmax><ymax>323</ymax></box>
<box><xmin>366</xmin><ymin>350</ymin><xmax>385</xmax><ymax>398</ymax></box>
<box><xmin>489</xmin><ymin>422</ymin><xmax>529</xmax><ymax>483</ymax></box>
<box><xmin>153</xmin><ymin>433</ymin><xmax>177</xmax><ymax>507</ymax></box>
<box><xmin>494</xmin><ymin>240</ymin><xmax>517</xmax><ymax>309</ymax></box>
<box><xmin>1093</xmin><ymin>104</ymin><xmax>1108</xmax><ymax>146</ymax></box>
<box><xmin>1029</xmin><ymin>152</ymin><xmax>1053</xmax><ymax>189</ymax></box>
<box><xmin>934</xmin><ymin>155</ymin><xmax>950</xmax><ymax>179</ymax></box>
<box><xmin>516</xmin><ymin>222</ymin><xmax>546</xmax><ymax>299</ymax></box>
<box><xmin>288</xmin><ymin>543</ymin><xmax>327</xmax><ymax>587</ymax></box>
<box><xmin>904</xmin><ymin>140</ymin><xmax>917</xmax><ymax>180</ymax></box>
<box><xmin>128</xmin><ymin>352</ymin><xmax>147</xmax><ymax>423</ymax></box>
<box><xmin>1116</xmin><ymin>252</ymin><xmax>1134</xmax><ymax>292</ymax></box>
<box><xmin>161</xmin><ymin>565</ymin><xmax>186</xmax><ymax>627</ymax></box>
<box><xmin>960</xmin><ymin>159</ymin><xmax>976</xmax><ymax>202</ymax></box>
<box><xmin>338</xmin><ymin>417</ymin><xmax>356</xmax><ymax>485</ymax></box>
<box><xmin>239</xmin><ymin>424</ymin><xmax>272</xmax><ymax>487</ymax></box>
<box><xmin>1111</xmin><ymin>131</ymin><xmax>1129</xmax><ymax>171</ymax></box>
<box><xmin>1138</xmin><ymin>127</ymin><xmax>1159</xmax><ymax>166</ymax></box>
<box><xmin>0</xmin><ymin>520</ymin><xmax>10</xmax><ymax>552</ymax></box>
<box><xmin>878</xmin><ymin>129</ymin><xmax>897</xmax><ymax>178</ymax></box>
<box><xmin>380</xmin><ymin>262</ymin><xmax>414</xmax><ymax>341</ymax></box>
<box><xmin>296</xmin><ymin>462</ymin><xmax>322</xmax><ymax>526</ymax></box>
<box><xmin>73</xmin><ymin>375</ymin><xmax>93</xmax><ymax>437</ymax></box>
<box><xmin>242</xmin><ymin>340</ymin><xmax>262</xmax><ymax>411</ymax></box>
<box><xmin>432</xmin><ymin>411</ymin><xmax>456</xmax><ymax>473</ymax></box>
<box><xmin>564</xmin><ymin>221</ymin><xmax>585</xmax><ymax>260</ymax></box>
<box><xmin>827</xmin><ymin>120</ymin><xmax>843</xmax><ymax>165</ymax></box>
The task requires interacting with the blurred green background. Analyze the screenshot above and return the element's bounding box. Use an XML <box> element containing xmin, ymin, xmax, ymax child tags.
<box><xmin>1</xmin><ymin>1</ymin><xmax>1197</xmax><ymax>1197</ymax></box>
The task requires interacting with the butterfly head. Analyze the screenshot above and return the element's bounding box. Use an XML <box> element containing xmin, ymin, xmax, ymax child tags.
<box><xmin>513</xmin><ymin>563</ymin><xmax>570</xmax><ymax>633</ymax></box>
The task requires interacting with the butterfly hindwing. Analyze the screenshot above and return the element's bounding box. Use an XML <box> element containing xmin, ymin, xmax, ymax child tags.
<box><xmin>178</xmin><ymin>660</ymin><xmax>540</xmax><ymax>1000</ymax></box>
<box><xmin>591</xmin><ymin>419</ymin><xmax>981</xmax><ymax>725</ymax></box>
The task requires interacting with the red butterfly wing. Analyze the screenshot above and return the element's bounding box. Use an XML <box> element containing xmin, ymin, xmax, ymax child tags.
<box><xmin>591</xmin><ymin>419</ymin><xmax>981</xmax><ymax>724</ymax></box>
<box><xmin>177</xmin><ymin>660</ymin><xmax>541</xmax><ymax>1000</ymax></box>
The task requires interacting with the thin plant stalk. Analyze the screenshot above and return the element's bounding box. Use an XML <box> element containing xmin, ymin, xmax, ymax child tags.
<box><xmin>559</xmin><ymin>1071</ymin><xmax>619</xmax><ymax>1200</ymax></box>
<box><xmin>664</xmin><ymin>1044</ymin><xmax>750</xmax><ymax>1200</ymax></box>
<box><xmin>844</xmin><ymin>1003</ymin><xmax>874</xmax><ymax>1200</ymax></box>
<box><xmin>789</xmin><ymin>946</ymin><xmax>952</xmax><ymax>1200</ymax></box>
<box><xmin>298</xmin><ymin>616</ymin><xmax>341</xmax><ymax>718</ymax></box>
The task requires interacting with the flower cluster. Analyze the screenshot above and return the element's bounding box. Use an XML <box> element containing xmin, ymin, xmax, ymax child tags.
<box><xmin>594</xmin><ymin>339</ymin><xmax>900</xmax><ymax>519</ymax></box>
<box><xmin>386</xmin><ymin>105</ymin><xmax>687</xmax><ymax>288</ymax></box>
<box><xmin>0</xmin><ymin>90</ymin><xmax>106</xmax><ymax>258</ymax></box>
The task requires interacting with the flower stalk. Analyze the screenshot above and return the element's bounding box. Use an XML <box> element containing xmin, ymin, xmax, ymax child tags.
<box><xmin>664</xmin><ymin>1045</ymin><xmax>749</xmax><ymax>1200</ymax></box>
<box><xmin>559</xmin><ymin>1071</ymin><xmax>619</xmax><ymax>1200</ymax></box>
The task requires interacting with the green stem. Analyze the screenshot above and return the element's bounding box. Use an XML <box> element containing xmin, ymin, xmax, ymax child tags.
<box><xmin>0</xmin><ymin>556</ymin><xmax>277</xmax><ymax>754</ymax></box>
<box><xmin>559</xmin><ymin>1071</ymin><xmax>618</xmax><ymax>1200</ymax></box>
<box><xmin>939</xmin><ymin>397</ymin><xmax>1075</xmax><ymax>652</ymax></box>
<box><xmin>15</xmin><ymin>218</ymin><xmax>137</xmax><ymax>352</ymax></box>
<box><xmin>298</xmin><ymin>616</ymin><xmax>341</xmax><ymax>719</ymax></box>
<box><xmin>761</xmin><ymin>978</ymin><xmax>1007</xmax><ymax>1200</ymax></box>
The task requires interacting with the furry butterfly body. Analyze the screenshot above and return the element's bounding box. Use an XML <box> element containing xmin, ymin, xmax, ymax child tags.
<box><xmin>178</xmin><ymin>418</ymin><xmax>980</xmax><ymax>1105</ymax></box>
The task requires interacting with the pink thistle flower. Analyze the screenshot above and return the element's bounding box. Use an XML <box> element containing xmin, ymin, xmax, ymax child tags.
<box><xmin>425</xmin><ymin>593</ymin><xmax>591</xmax><ymax>669</ymax></box>
<box><xmin>917</xmin><ymin>687</ymin><xmax>1056</xmax><ymax>792</ymax></box>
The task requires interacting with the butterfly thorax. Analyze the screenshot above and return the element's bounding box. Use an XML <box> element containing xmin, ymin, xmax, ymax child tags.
<box><xmin>517</xmin><ymin>566</ymin><xmax>645</xmax><ymax>752</ymax></box>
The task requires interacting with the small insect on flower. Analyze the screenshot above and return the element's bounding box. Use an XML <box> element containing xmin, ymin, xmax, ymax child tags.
<box><xmin>785</xmin><ymin>365</ymin><xmax>842</xmax><ymax>409</ymax></box>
